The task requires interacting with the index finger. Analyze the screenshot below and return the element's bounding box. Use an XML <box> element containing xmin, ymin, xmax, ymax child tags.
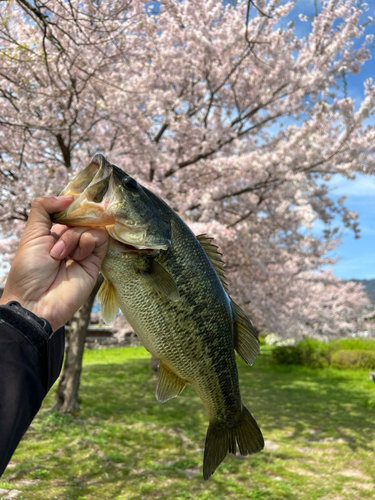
<box><xmin>24</xmin><ymin>196</ymin><xmax>74</xmax><ymax>239</ymax></box>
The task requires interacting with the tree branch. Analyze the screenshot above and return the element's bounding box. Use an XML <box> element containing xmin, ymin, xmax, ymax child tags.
<box><xmin>153</xmin><ymin>122</ymin><xmax>169</xmax><ymax>143</ymax></box>
<box><xmin>56</xmin><ymin>134</ymin><xmax>71</xmax><ymax>169</ymax></box>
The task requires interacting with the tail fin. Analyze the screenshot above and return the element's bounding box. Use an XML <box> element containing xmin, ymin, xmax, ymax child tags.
<box><xmin>203</xmin><ymin>405</ymin><xmax>264</xmax><ymax>480</ymax></box>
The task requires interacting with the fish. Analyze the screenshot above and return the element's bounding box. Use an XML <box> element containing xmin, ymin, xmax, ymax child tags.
<box><xmin>53</xmin><ymin>153</ymin><xmax>264</xmax><ymax>479</ymax></box>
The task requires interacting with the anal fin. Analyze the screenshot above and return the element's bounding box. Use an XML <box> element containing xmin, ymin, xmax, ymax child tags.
<box><xmin>156</xmin><ymin>361</ymin><xmax>186</xmax><ymax>403</ymax></box>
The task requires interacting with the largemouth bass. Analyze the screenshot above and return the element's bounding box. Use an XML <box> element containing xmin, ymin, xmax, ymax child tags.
<box><xmin>53</xmin><ymin>153</ymin><xmax>264</xmax><ymax>479</ymax></box>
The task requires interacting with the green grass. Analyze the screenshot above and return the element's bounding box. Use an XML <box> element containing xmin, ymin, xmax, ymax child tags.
<box><xmin>1</xmin><ymin>345</ymin><xmax>375</xmax><ymax>499</ymax></box>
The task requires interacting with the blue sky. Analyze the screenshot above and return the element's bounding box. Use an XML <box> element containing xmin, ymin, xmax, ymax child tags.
<box><xmin>324</xmin><ymin>175</ymin><xmax>375</xmax><ymax>280</ymax></box>
<box><xmin>323</xmin><ymin>3</ymin><xmax>375</xmax><ymax>281</ymax></box>
<box><xmin>285</xmin><ymin>1</ymin><xmax>375</xmax><ymax>280</ymax></box>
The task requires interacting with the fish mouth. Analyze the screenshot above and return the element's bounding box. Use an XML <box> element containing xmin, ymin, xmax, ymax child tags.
<box><xmin>59</xmin><ymin>154</ymin><xmax>111</xmax><ymax>197</ymax></box>
<box><xmin>52</xmin><ymin>153</ymin><xmax>167</xmax><ymax>251</ymax></box>
<box><xmin>53</xmin><ymin>153</ymin><xmax>113</xmax><ymax>225</ymax></box>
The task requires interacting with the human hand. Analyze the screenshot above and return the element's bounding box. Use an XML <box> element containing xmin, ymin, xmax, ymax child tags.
<box><xmin>0</xmin><ymin>196</ymin><xmax>109</xmax><ymax>330</ymax></box>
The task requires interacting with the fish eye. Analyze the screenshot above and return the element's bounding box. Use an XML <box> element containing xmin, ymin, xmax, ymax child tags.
<box><xmin>122</xmin><ymin>176</ymin><xmax>138</xmax><ymax>190</ymax></box>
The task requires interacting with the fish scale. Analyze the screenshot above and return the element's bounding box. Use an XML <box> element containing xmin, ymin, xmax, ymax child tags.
<box><xmin>52</xmin><ymin>153</ymin><xmax>264</xmax><ymax>479</ymax></box>
<box><xmin>102</xmin><ymin>222</ymin><xmax>236</xmax><ymax>412</ymax></box>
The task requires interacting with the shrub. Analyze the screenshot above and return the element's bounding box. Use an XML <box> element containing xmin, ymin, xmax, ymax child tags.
<box><xmin>330</xmin><ymin>350</ymin><xmax>375</xmax><ymax>370</ymax></box>
<box><xmin>272</xmin><ymin>339</ymin><xmax>330</xmax><ymax>367</ymax></box>
<box><xmin>271</xmin><ymin>337</ymin><xmax>375</xmax><ymax>368</ymax></box>
<box><xmin>272</xmin><ymin>346</ymin><xmax>303</xmax><ymax>365</ymax></box>
<box><xmin>297</xmin><ymin>338</ymin><xmax>331</xmax><ymax>368</ymax></box>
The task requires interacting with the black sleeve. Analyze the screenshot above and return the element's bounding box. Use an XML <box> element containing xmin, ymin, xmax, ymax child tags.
<box><xmin>0</xmin><ymin>302</ymin><xmax>65</xmax><ymax>476</ymax></box>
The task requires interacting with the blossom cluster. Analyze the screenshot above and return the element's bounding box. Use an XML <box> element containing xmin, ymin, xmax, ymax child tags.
<box><xmin>0</xmin><ymin>0</ymin><xmax>373</xmax><ymax>335</ymax></box>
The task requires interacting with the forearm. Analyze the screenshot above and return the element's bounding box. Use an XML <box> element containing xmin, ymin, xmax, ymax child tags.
<box><xmin>0</xmin><ymin>302</ymin><xmax>65</xmax><ymax>476</ymax></box>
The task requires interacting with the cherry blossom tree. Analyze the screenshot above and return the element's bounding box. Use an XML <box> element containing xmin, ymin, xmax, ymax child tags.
<box><xmin>102</xmin><ymin>0</ymin><xmax>375</xmax><ymax>335</ymax></box>
<box><xmin>0</xmin><ymin>0</ymin><xmax>374</xmax><ymax>411</ymax></box>
<box><xmin>0</xmin><ymin>0</ymin><xmax>131</xmax><ymax>255</ymax></box>
<box><xmin>0</xmin><ymin>0</ymin><xmax>134</xmax><ymax>412</ymax></box>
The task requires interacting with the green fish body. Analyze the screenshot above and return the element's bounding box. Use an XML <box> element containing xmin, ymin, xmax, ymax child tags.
<box><xmin>53</xmin><ymin>154</ymin><xmax>264</xmax><ymax>479</ymax></box>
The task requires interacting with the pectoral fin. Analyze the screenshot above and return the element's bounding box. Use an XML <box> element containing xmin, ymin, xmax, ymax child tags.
<box><xmin>141</xmin><ymin>260</ymin><xmax>180</xmax><ymax>301</ymax></box>
<box><xmin>98</xmin><ymin>278</ymin><xmax>119</xmax><ymax>324</ymax></box>
<box><xmin>232</xmin><ymin>301</ymin><xmax>259</xmax><ymax>365</ymax></box>
<box><xmin>156</xmin><ymin>362</ymin><xmax>186</xmax><ymax>403</ymax></box>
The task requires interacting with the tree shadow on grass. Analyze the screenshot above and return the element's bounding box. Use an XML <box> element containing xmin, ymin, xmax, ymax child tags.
<box><xmin>64</xmin><ymin>353</ymin><xmax>375</xmax><ymax>498</ymax></box>
<box><xmin>79</xmin><ymin>359</ymin><xmax>206</xmax><ymax>434</ymax></box>
<box><xmin>61</xmin><ymin>358</ymin><xmax>304</xmax><ymax>499</ymax></box>
<box><xmin>77</xmin><ymin>354</ymin><xmax>375</xmax><ymax>451</ymax></box>
<box><xmin>8</xmin><ymin>353</ymin><xmax>374</xmax><ymax>499</ymax></box>
<box><xmin>238</xmin><ymin>352</ymin><xmax>375</xmax><ymax>452</ymax></box>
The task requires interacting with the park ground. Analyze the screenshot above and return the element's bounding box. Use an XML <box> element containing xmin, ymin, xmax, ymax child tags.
<box><xmin>1</xmin><ymin>346</ymin><xmax>375</xmax><ymax>500</ymax></box>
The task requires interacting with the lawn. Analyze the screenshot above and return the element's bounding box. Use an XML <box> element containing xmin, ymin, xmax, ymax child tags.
<box><xmin>1</xmin><ymin>346</ymin><xmax>375</xmax><ymax>500</ymax></box>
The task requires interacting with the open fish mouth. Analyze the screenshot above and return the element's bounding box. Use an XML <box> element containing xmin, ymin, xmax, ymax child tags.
<box><xmin>60</xmin><ymin>153</ymin><xmax>112</xmax><ymax>198</ymax></box>
<box><xmin>52</xmin><ymin>153</ymin><xmax>114</xmax><ymax>226</ymax></box>
<box><xmin>52</xmin><ymin>154</ymin><xmax>170</xmax><ymax>251</ymax></box>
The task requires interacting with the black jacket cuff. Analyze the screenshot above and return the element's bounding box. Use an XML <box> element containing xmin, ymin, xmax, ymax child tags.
<box><xmin>0</xmin><ymin>302</ymin><xmax>65</xmax><ymax>393</ymax></box>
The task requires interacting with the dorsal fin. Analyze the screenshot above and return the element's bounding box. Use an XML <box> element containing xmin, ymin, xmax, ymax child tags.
<box><xmin>196</xmin><ymin>234</ymin><xmax>228</xmax><ymax>292</ymax></box>
<box><xmin>196</xmin><ymin>234</ymin><xmax>259</xmax><ymax>366</ymax></box>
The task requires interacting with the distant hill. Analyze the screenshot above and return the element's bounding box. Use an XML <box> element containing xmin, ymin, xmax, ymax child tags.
<box><xmin>350</xmin><ymin>279</ymin><xmax>375</xmax><ymax>304</ymax></box>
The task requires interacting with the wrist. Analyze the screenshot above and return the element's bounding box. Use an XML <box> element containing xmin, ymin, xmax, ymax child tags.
<box><xmin>20</xmin><ymin>302</ymin><xmax>60</xmax><ymax>332</ymax></box>
<box><xmin>0</xmin><ymin>293</ymin><xmax>58</xmax><ymax>332</ymax></box>
<box><xmin>0</xmin><ymin>290</ymin><xmax>21</xmax><ymax>307</ymax></box>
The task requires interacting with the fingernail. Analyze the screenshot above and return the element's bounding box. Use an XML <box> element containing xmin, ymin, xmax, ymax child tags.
<box><xmin>50</xmin><ymin>240</ymin><xmax>65</xmax><ymax>259</ymax></box>
<box><xmin>71</xmin><ymin>247</ymin><xmax>80</xmax><ymax>260</ymax></box>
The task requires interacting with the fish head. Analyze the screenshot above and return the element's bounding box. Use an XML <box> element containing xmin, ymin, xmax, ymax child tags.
<box><xmin>52</xmin><ymin>154</ymin><xmax>171</xmax><ymax>251</ymax></box>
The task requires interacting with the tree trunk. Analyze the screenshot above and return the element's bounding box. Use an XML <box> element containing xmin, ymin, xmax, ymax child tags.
<box><xmin>54</xmin><ymin>275</ymin><xmax>104</xmax><ymax>414</ymax></box>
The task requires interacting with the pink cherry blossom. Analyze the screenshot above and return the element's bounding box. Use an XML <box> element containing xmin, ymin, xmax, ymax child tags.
<box><xmin>0</xmin><ymin>0</ymin><xmax>373</xmax><ymax>336</ymax></box>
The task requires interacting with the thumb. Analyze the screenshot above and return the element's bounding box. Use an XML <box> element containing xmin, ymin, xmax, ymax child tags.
<box><xmin>24</xmin><ymin>196</ymin><xmax>75</xmax><ymax>238</ymax></box>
